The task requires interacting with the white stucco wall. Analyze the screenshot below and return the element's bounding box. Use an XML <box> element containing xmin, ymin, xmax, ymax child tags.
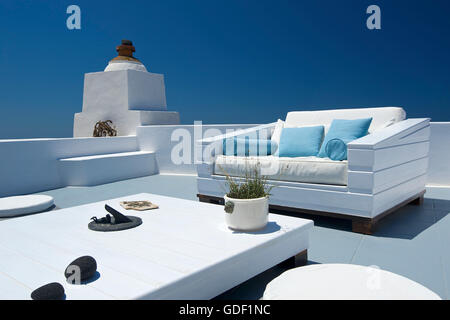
<box><xmin>104</xmin><ymin>60</ymin><xmax>147</xmax><ymax>73</ymax></box>
<box><xmin>0</xmin><ymin>136</ymin><xmax>138</xmax><ymax>197</ymax></box>
<box><xmin>73</xmin><ymin>70</ymin><xmax>179</xmax><ymax>137</ymax></box>
<box><xmin>428</xmin><ymin>122</ymin><xmax>450</xmax><ymax>187</ymax></box>
<box><xmin>81</xmin><ymin>70</ymin><xmax>167</xmax><ymax>112</ymax></box>
<box><xmin>0</xmin><ymin>124</ymin><xmax>256</xmax><ymax>197</ymax></box>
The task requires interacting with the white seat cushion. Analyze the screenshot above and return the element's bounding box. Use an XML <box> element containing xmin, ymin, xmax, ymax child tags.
<box><xmin>214</xmin><ymin>155</ymin><xmax>348</xmax><ymax>186</ymax></box>
<box><xmin>0</xmin><ymin>195</ymin><xmax>54</xmax><ymax>217</ymax></box>
<box><xmin>262</xmin><ymin>264</ymin><xmax>441</xmax><ymax>300</ymax></box>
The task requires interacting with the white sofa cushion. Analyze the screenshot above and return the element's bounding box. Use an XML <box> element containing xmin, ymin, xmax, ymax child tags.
<box><xmin>285</xmin><ymin>107</ymin><xmax>405</xmax><ymax>133</ymax></box>
<box><xmin>214</xmin><ymin>155</ymin><xmax>348</xmax><ymax>186</ymax></box>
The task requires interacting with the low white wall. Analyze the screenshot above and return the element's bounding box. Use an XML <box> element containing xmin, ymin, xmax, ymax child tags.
<box><xmin>1</xmin><ymin>122</ymin><xmax>449</xmax><ymax>197</ymax></box>
<box><xmin>428</xmin><ymin>123</ymin><xmax>450</xmax><ymax>187</ymax></box>
<box><xmin>0</xmin><ymin>125</ymin><xmax>256</xmax><ymax>197</ymax></box>
<box><xmin>137</xmin><ymin>124</ymin><xmax>257</xmax><ymax>174</ymax></box>
<box><xmin>0</xmin><ymin>136</ymin><xmax>138</xmax><ymax>197</ymax></box>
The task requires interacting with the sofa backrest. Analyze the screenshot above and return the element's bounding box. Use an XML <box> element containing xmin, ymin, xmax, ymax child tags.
<box><xmin>285</xmin><ymin>107</ymin><xmax>406</xmax><ymax>133</ymax></box>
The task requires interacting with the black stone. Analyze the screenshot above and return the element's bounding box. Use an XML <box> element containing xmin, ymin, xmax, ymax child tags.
<box><xmin>31</xmin><ymin>282</ymin><xmax>65</xmax><ymax>300</ymax></box>
<box><xmin>64</xmin><ymin>256</ymin><xmax>97</xmax><ymax>282</ymax></box>
<box><xmin>121</xmin><ymin>39</ymin><xmax>133</xmax><ymax>46</ymax></box>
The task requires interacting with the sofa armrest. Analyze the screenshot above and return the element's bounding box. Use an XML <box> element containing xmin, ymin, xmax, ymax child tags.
<box><xmin>348</xmin><ymin>118</ymin><xmax>430</xmax><ymax>150</ymax></box>
<box><xmin>347</xmin><ymin>118</ymin><xmax>430</xmax><ymax>195</ymax></box>
<box><xmin>195</xmin><ymin>122</ymin><xmax>277</xmax><ymax>164</ymax></box>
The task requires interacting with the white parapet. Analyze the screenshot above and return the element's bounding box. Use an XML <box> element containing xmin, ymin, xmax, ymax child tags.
<box><xmin>73</xmin><ymin>69</ymin><xmax>179</xmax><ymax>137</ymax></box>
<box><xmin>0</xmin><ymin>136</ymin><xmax>141</xmax><ymax>197</ymax></box>
<box><xmin>58</xmin><ymin>151</ymin><xmax>157</xmax><ymax>186</ymax></box>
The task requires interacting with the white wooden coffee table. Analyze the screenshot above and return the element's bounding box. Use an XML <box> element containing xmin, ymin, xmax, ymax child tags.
<box><xmin>263</xmin><ymin>264</ymin><xmax>441</xmax><ymax>300</ymax></box>
<box><xmin>0</xmin><ymin>193</ymin><xmax>313</xmax><ymax>299</ymax></box>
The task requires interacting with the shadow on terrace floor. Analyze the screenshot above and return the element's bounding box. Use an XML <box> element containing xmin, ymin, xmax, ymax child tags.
<box><xmin>270</xmin><ymin>198</ymin><xmax>449</xmax><ymax>240</ymax></box>
<box><xmin>214</xmin><ymin>259</ymin><xmax>320</xmax><ymax>300</ymax></box>
<box><xmin>373</xmin><ymin>201</ymin><xmax>448</xmax><ymax>239</ymax></box>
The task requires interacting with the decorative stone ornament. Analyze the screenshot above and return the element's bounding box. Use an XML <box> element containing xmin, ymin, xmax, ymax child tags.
<box><xmin>88</xmin><ymin>204</ymin><xmax>142</xmax><ymax>232</ymax></box>
<box><xmin>31</xmin><ymin>282</ymin><xmax>65</xmax><ymax>300</ymax></box>
<box><xmin>64</xmin><ymin>256</ymin><xmax>97</xmax><ymax>283</ymax></box>
<box><xmin>92</xmin><ymin>120</ymin><xmax>117</xmax><ymax>137</ymax></box>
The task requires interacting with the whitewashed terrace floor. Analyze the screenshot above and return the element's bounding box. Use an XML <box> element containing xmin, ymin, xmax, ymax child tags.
<box><xmin>3</xmin><ymin>174</ymin><xmax>448</xmax><ymax>300</ymax></box>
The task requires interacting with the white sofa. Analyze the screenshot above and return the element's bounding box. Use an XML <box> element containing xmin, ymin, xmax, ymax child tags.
<box><xmin>196</xmin><ymin>107</ymin><xmax>430</xmax><ymax>234</ymax></box>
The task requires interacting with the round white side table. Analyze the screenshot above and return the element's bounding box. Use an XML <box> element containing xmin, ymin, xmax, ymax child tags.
<box><xmin>263</xmin><ymin>264</ymin><xmax>441</xmax><ymax>300</ymax></box>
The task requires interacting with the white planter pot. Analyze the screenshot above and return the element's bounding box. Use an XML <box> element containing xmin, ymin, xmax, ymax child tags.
<box><xmin>223</xmin><ymin>195</ymin><xmax>269</xmax><ymax>231</ymax></box>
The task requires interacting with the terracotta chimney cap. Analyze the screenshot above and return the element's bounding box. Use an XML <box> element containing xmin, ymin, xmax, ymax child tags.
<box><xmin>111</xmin><ymin>39</ymin><xmax>140</xmax><ymax>63</ymax></box>
<box><xmin>104</xmin><ymin>39</ymin><xmax>148</xmax><ymax>72</ymax></box>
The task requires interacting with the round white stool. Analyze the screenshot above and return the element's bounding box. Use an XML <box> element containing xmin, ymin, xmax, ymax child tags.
<box><xmin>0</xmin><ymin>195</ymin><xmax>54</xmax><ymax>218</ymax></box>
<box><xmin>263</xmin><ymin>264</ymin><xmax>441</xmax><ymax>300</ymax></box>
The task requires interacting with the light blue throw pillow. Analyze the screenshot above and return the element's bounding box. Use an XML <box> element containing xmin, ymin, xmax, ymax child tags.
<box><xmin>325</xmin><ymin>138</ymin><xmax>351</xmax><ymax>161</ymax></box>
<box><xmin>223</xmin><ymin>137</ymin><xmax>275</xmax><ymax>156</ymax></box>
<box><xmin>278</xmin><ymin>126</ymin><xmax>324</xmax><ymax>157</ymax></box>
<box><xmin>317</xmin><ymin>118</ymin><xmax>372</xmax><ymax>158</ymax></box>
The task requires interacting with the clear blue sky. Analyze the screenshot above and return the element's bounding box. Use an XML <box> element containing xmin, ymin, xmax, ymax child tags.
<box><xmin>0</xmin><ymin>0</ymin><xmax>449</xmax><ymax>138</ymax></box>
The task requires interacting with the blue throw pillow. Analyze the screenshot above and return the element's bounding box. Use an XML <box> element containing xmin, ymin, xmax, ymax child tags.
<box><xmin>325</xmin><ymin>138</ymin><xmax>351</xmax><ymax>161</ymax></box>
<box><xmin>278</xmin><ymin>126</ymin><xmax>324</xmax><ymax>157</ymax></box>
<box><xmin>317</xmin><ymin>118</ymin><xmax>372</xmax><ymax>158</ymax></box>
<box><xmin>223</xmin><ymin>137</ymin><xmax>275</xmax><ymax>156</ymax></box>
